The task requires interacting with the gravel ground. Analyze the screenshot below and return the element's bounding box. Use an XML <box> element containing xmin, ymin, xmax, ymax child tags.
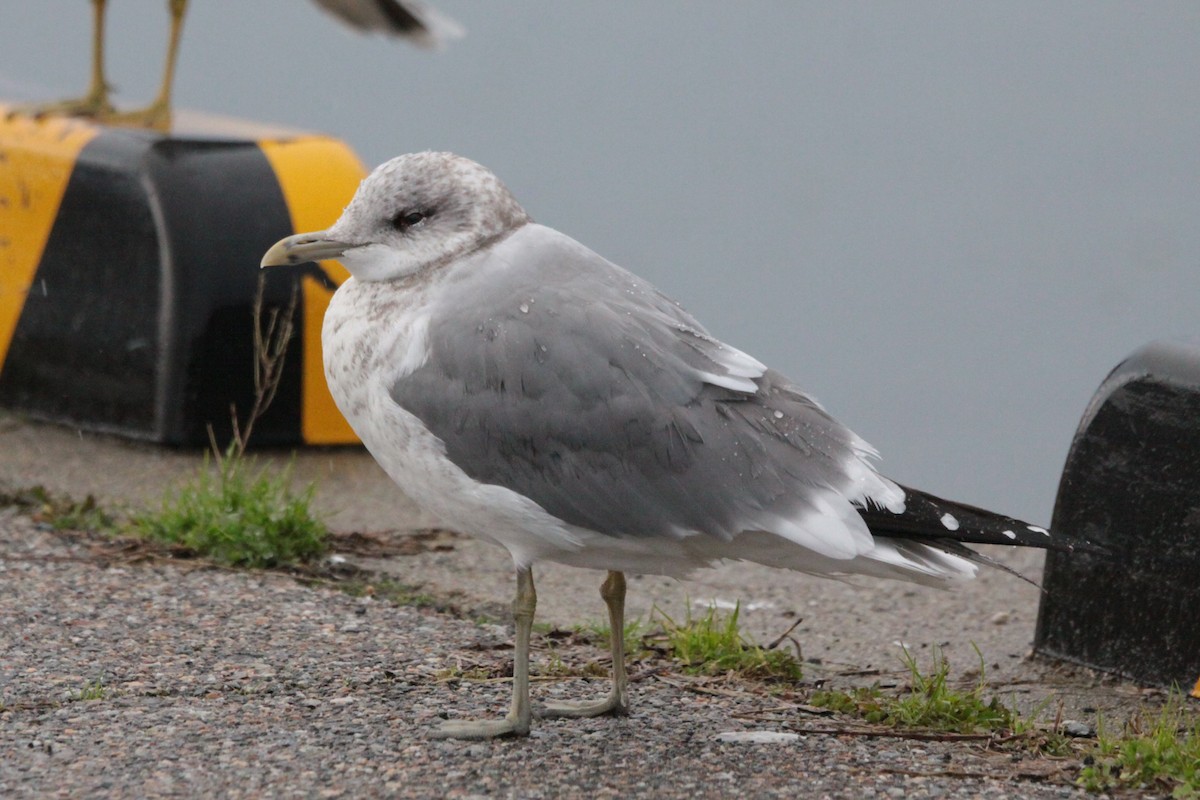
<box><xmin>2</xmin><ymin>512</ymin><xmax>1101</xmax><ymax>800</ymax></box>
<box><xmin>0</xmin><ymin>414</ymin><xmax>1159</xmax><ymax>797</ymax></box>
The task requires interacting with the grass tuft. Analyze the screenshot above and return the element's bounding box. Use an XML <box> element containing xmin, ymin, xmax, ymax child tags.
<box><xmin>654</xmin><ymin>602</ymin><xmax>803</xmax><ymax>681</ymax></box>
<box><xmin>72</xmin><ymin>680</ymin><xmax>107</xmax><ymax>702</ymax></box>
<box><xmin>133</xmin><ymin>447</ymin><xmax>328</xmax><ymax>569</ymax></box>
<box><xmin>1</xmin><ymin>484</ymin><xmax>115</xmax><ymax>533</ymax></box>
<box><xmin>1078</xmin><ymin>694</ymin><xmax>1200</xmax><ymax>796</ymax></box>
<box><xmin>811</xmin><ymin>646</ymin><xmax>1014</xmax><ymax>734</ymax></box>
<box><xmin>336</xmin><ymin>577</ymin><xmax>436</xmax><ymax>608</ymax></box>
<box><xmin>577</xmin><ymin>618</ymin><xmax>649</xmax><ymax>660</ymax></box>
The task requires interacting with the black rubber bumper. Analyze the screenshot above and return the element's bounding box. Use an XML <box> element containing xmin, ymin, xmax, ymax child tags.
<box><xmin>1035</xmin><ymin>339</ymin><xmax>1200</xmax><ymax>692</ymax></box>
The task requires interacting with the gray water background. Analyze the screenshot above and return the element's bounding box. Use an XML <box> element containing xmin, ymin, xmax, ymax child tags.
<box><xmin>2</xmin><ymin>1</ymin><xmax>1197</xmax><ymax>526</ymax></box>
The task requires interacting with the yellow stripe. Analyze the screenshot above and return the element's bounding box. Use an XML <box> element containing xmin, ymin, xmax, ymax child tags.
<box><xmin>259</xmin><ymin>136</ymin><xmax>365</xmax><ymax>444</ymax></box>
<box><xmin>0</xmin><ymin>108</ymin><xmax>100</xmax><ymax>369</ymax></box>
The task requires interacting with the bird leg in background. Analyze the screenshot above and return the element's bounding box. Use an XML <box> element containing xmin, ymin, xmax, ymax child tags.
<box><xmin>103</xmin><ymin>0</ymin><xmax>189</xmax><ymax>131</ymax></box>
<box><xmin>6</xmin><ymin>0</ymin><xmax>116</xmax><ymax>122</ymax></box>
<box><xmin>430</xmin><ymin>566</ymin><xmax>535</xmax><ymax>739</ymax></box>
<box><xmin>543</xmin><ymin>570</ymin><xmax>630</xmax><ymax>718</ymax></box>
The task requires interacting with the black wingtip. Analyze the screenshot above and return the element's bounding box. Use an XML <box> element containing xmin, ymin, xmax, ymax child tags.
<box><xmin>859</xmin><ymin>485</ymin><xmax>1107</xmax><ymax>555</ymax></box>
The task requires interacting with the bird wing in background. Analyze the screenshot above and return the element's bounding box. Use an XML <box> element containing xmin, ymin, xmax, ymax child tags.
<box><xmin>313</xmin><ymin>0</ymin><xmax>465</xmax><ymax>47</ymax></box>
<box><xmin>8</xmin><ymin>0</ymin><xmax>463</xmax><ymax>130</ymax></box>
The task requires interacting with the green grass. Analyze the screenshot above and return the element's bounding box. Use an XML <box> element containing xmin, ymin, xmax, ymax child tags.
<box><xmin>576</xmin><ymin>618</ymin><xmax>649</xmax><ymax>660</ymax></box>
<box><xmin>539</xmin><ymin>649</ymin><xmax>609</xmax><ymax>679</ymax></box>
<box><xmin>335</xmin><ymin>577</ymin><xmax>436</xmax><ymax>608</ymax></box>
<box><xmin>654</xmin><ymin>602</ymin><xmax>804</xmax><ymax>681</ymax></box>
<box><xmin>72</xmin><ymin>680</ymin><xmax>107</xmax><ymax>702</ymax></box>
<box><xmin>1</xmin><ymin>484</ymin><xmax>115</xmax><ymax>533</ymax></box>
<box><xmin>435</xmin><ymin>665</ymin><xmax>496</xmax><ymax>682</ymax></box>
<box><xmin>1078</xmin><ymin>695</ymin><xmax>1200</xmax><ymax>796</ymax></box>
<box><xmin>1007</xmin><ymin>697</ymin><xmax>1078</xmax><ymax>758</ymax></box>
<box><xmin>811</xmin><ymin>646</ymin><xmax>1015</xmax><ymax>734</ymax></box>
<box><xmin>133</xmin><ymin>449</ymin><xmax>328</xmax><ymax>569</ymax></box>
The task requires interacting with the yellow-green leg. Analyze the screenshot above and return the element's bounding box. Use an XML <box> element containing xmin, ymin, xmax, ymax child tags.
<box><xmin>430</xmin><ymin>566</ymin><xmax>535</xmax><ymax>739</ymax></box>
<box><xmin>103</xmin><ymin>0</ymin><xmax>188</xmax><ymax>130</ymax></box>
<box><xmin>7</xmin><ymin>0</ymin><xmax>115</xmax><ymax>121</ymax></box>
<box><xmin>542</xmin><ymin>570</ymin><xmax>630</xmax><ymax>718</ymax></box>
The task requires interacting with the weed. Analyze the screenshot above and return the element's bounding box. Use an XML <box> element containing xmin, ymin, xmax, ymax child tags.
<box><xmin>1008</xmin><ymin>697</ymin><xmax>1078</xmax><ymax>758</ymax></box>
<box><xmin>435</xmin><ymin>665</ymin><xmax>494</xmax><ymax>682</ymax></box>
<box><xmin>810</xmin><ymin>646</ymin><xmax>1014</xmax><ymax>734</ymax></box>
<box><xmin>72</xmin><ymin>680</ymin><xmax>107</xmax><ymax>702</ymax></box>
<box><xmin>2</xmin><ymin>484</ymin><xmax>115</xmax><ymax>533</ymax></box>
<box><xmin>1078</xmin><ymin>694</ymin><xmax>1200</xmax><ymax>796</ymax></box>
<box><xmin>337</xmin><ymin>577</ymin><xmax>436</xmax><ymax>608</ymax></box>
<box><xmin>577</xmin><ymin>618</ymin><xmax>649</xmax><ymax>660</ymax></box>
<box><xmin>654</xmin><ymin>602</ymin><xmax>803</xmax><ymax>681</ymax></box>
<box><xmin>123</xmin><ymin>272</ymin><xmax>324</xmax><ymax>569</ymax></box>
<box><xmin>537</xmin><ymin>650</ymin><xmax>605</xmax><ymax>678</ymax></box>
<box><xmin>133</xmin><ymin>450</ymin><xmax>328</xmax><ymax>569</ymax></box>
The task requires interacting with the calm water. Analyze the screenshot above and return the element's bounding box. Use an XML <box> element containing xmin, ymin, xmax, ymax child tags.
<box><xmin>3</xmin><ymin>2</ymin><xmax>1198</xmax><ymax>524</ymax></box>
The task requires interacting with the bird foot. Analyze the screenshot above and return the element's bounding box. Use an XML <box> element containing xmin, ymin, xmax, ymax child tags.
<box><xmin>5</xmin><ymin>94</ymin><xmax>115</xmax><ymax>123</ymax></box>
<box><xmin>94</xmin><ymin>101</ymin><xmax>172</xmax><ymax>132</ymax></box>
<box><xmin>541</xmin><ymin>693</ymin><xmax>628</xmax><ymax>719</ymax></box>
<box><xmin>5</xmin><ymin>96</ymin><xmax>171</xmax><ymax>132</ymax></box>
<box><xmin>428</xmin><ymin>714</ymin><xmax>529</xmax><ymax>740</ymax></box>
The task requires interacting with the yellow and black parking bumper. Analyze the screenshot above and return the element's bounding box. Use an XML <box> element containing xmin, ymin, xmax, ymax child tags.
<box><xmin>0</xmin><ymin>108</ymin><xmax>361</xmax><ymax>445</ymax></box>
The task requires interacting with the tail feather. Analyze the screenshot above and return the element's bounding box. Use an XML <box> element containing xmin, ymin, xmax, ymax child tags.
<box><xmin>859</xmin><ymin>484</ymin><xmax>1100</xmax><ymax>554</ymax></box>
<box><xmin>914</xmin><ymin>537</ymin><xmax>1041</xmax><ymax>587</ymax></box>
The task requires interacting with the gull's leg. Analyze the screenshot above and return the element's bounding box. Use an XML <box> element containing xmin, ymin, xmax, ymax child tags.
<box><xmin>7</xmin><ymin>0</ymin><xmax>115</xmax><ymax>120</ymax></box>
<box><xmin>430</xmin><ymin>566</ymin><xmax>535</xmax><ymax>739</ymax></box>
<box><xmin>542</xmin><ymin>570</ymin><xmax>630</xmax><ymax>718</ymax></box>
<box><xmin>103</xmin><ymin>0</ymin><xmax>187</xmax><ymax>130</ymax></box>
<box><xmin>82</xmin><ymin>0</ymin><xmax>113</xmax><ymax>112</ymax></box>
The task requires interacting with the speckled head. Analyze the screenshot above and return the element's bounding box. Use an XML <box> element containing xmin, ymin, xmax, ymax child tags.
<box><xmin>261</xmin><ymin>151</ymin><xmax>531</xmax><ymax>282</ymax></box>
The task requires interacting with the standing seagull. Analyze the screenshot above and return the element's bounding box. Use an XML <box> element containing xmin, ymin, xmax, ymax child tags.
<box><xmin>11</xmin><ymin>0</ymin><xmax>462</xmax><ymax>130</ymax></box>
<box><xmin>262</xmin><ymin>152</ymin><xmax>1090</xmax><ymax>740</ymax></box>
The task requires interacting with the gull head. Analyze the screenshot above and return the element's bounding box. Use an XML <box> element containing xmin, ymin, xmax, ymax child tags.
<box><xmin>261</xmin><ymin>151</ymin><xmax>530</xmax><ymax>281</ymax></box>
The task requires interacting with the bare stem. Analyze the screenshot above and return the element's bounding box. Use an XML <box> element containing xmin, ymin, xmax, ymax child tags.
<box><xmin>222</xmin><ymin>274</ymin><xmax>299</xmax><ymax>460</ymax></box>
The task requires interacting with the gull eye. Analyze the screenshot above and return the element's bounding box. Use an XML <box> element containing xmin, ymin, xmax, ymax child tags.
<box><xmin>393</xmin><ymin>210</ymin><xmax>429</xmax><ymax>231</ymax></box>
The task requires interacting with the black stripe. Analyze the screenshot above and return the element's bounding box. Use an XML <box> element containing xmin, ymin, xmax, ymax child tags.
<box><xmin>0</xmin><ymin>129</ymin><xmax>308</xmax><ymax>446</ymax></box>
<box><xmin>0</xmin><ymin>132</ymin><xmax>161</xmax><ymax>437</ymax></box>
<box><xmin>376</xmin><ymin>0</ymin><xmax>424</xmax><ymax>34</ymax></box>
<box><xmin>143</xmin><ymin>137</ymin><xmax>303</xmax><ymax>446</ymax></box>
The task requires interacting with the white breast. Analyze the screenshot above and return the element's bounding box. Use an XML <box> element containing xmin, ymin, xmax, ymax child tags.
<box><xmin>321</xmin><ymin>273</ymin><xmax>584</xmax><ymax>567</ymax></box>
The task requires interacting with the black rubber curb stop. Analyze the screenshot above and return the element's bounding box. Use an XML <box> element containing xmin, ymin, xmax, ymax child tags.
<box><xmin>0</xmin><ymin>109</ymin><xmax>361</xmax><ymax>446</ymax></box>
<box><xmin>1036</xmin><ymin>339</ymin><xmax>1200</xmax><ymax>695</ymax></box>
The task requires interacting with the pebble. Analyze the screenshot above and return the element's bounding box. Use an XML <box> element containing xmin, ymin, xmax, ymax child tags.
<box><xmin>1061</xmin><ymin>720</ymin><xmax>1095</xmax><ymax>737</ymax></box>
<box><xmin>715</xmin><ymin>731</ymin><xmax>800</xmax><ymax>744</ymax></box>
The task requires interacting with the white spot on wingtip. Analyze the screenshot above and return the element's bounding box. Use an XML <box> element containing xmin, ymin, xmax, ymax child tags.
<box><xmin>1027</xmin><ymin>524</ymin><xmax>1050</xmax><ymax>536</ymax></box>
<box><xmin>1002</xmin><ymin>530</ymin><xmax>1017</xmax><ymax>540</ymax></box>
<box><xmin>940</xmin><ymin>513</ymin><xmax>960</xmax><ymax>531</ymax></box>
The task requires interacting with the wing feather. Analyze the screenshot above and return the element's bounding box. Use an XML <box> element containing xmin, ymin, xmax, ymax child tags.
<box><xmin>390</xmin><ymin>226</ymin><xmax>894</xmax><ymax>555</ymax></box>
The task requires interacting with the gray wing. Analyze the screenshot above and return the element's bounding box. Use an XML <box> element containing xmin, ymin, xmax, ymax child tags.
<box><xmin>391</xmin><ymin>231</ymin><xmax>872</xmax><ymax>541</ymax></box>
<box><xmin>311</xmin><ymin>0</ymin><xmax>464</xmax><ymax>47</ymax></box>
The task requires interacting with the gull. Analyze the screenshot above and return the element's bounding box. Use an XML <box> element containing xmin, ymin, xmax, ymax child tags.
<box><xmin>261</xmin><ymin>152</ymin><xmax>1089</xmax><ymax>739</ymax></box>
<box><xmin>10</xmin><ymin>0</ymin><xmax>463</xmax><ymax>130</ymax></box>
